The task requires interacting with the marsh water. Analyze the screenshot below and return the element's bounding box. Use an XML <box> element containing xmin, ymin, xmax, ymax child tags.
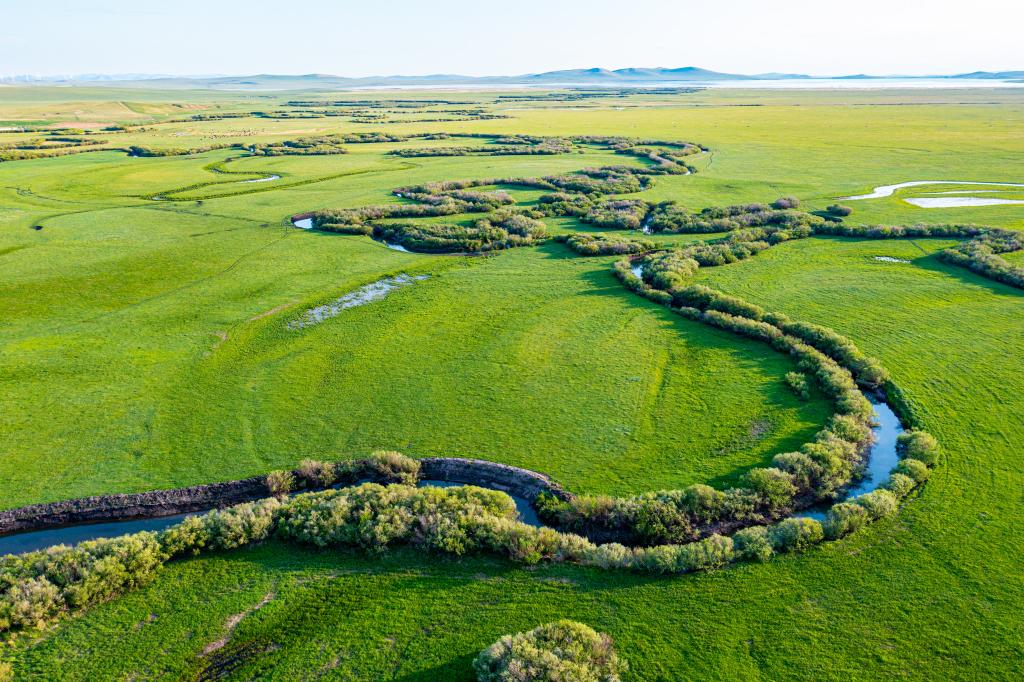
<box><xmin>287</xmin><ymin>274</ymin><xmax>428</xmax><ymax>329</ymax></box>
<box><xmin>843</xmin><ymin>180</ymin><xmax>1024</xmax><ymax>207</ymax></box>
<box><xmin>292</xmin><ymin>217</ymin><xmax>313</xmax><ymax>229</ymax></box>
<box><xmin>905</xmin><ymin>197</ymin><xmax>1024</xmax><ymax>208</ymax></box>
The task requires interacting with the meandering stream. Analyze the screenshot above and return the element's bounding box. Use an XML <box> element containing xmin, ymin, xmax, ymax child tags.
<box><xmin>0</xmin><ymin>395</ymin><xmax>903</xmax><ymax>555</ymax></box>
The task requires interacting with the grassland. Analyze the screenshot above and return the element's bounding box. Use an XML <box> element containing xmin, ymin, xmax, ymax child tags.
<box><xmin>2</xmin><ymin>85</ymin><xmax>1023</xmax><ymax>679</ymax></box>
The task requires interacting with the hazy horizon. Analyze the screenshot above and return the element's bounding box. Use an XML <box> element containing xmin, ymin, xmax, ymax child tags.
<box><xmin>2</xmin><ymin>0</ymin><xmax>1021</xmax><ymax>79</ymax></box>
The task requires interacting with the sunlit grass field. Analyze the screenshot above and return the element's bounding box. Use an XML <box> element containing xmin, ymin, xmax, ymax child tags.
<box><xmin>1</xmin><ymin>85</ymin><xmax>1023</xmax><ymax>679</ymax></box>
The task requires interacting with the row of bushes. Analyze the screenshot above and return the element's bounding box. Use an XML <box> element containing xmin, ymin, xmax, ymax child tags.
<box><xmin>936</xmin><ymin>230</ymin><xmax>1024</xmax><ymax>289</ymax></box>
<box><xmin>593</xmin><ymin>257</ymin><xmax>892</xmax><ymax>542</ymax></box>
<box><xmin>126</xmin><ymin>143</ymin><xmax>236</xmax><ymax>157</ymax></box>
<box><xmin>645</xmin><ymin>204</ymin><xmax>1024</xmax><ymax>291</ymax></box>
<box><xmin>372</xmin><ymin>211</ymin><xmax>547</xmax><ymax>254</ymax></box>
<box><xmin>645</xmin><ymin>200</ymin><xmax>826</xmax><ymax>234</ymax></box>
<box><xmin>299</xmin><ymin>134</ymin><xmax>703</xmax><ymax>250</ymax></box>
<box><xmin>0</xmin><ymin>421</ymin><xmax>939</xmax><ymax>636</ymax></box>
<box><xmin>248</xmin><ymin>136</ymin><xmax>349</xmax><ymax>156</ymax></box>
<box><xmin>557</xmin><ymin>233</ymin><xmax>656</xmax><ymax>256</ymax></box>
<box><xmin>388</xmin><ymin>138</ymin><xmax>573</xmax><ymax>157</ymax></box>
<box><xmin>0</xmin><ymin>461</ymin><xmax>933</xmax><ymax>636</ymax></box>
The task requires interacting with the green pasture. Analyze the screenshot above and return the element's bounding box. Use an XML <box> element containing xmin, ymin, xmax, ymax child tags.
<box><xmin>1</xmin><ymin>85</ymin><xmax>1023</xmax><ymax>679</ymax></box>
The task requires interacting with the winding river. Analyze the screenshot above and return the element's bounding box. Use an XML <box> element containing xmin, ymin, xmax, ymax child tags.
<box><xmin>0</xmin><ymin>396</ymin><xmax>903</xmax><ymax>555</ymax></box>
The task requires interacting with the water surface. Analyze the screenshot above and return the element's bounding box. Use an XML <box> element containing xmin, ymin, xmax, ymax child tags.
<box><xmin>0</xmin><ymin>513</ymin><xmax>195</xmax><ymax>556</ymax></box>
<box><xmin>801</xmin><ymin>398</ymin><xmax>903</xmax><ymax>521</ymax></box>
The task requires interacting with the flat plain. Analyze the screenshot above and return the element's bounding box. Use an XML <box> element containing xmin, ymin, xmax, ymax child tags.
<box><xmin>1</xmin><ymin>85</ymin><xmax>1022</xmax><ymax>679</ymax></box>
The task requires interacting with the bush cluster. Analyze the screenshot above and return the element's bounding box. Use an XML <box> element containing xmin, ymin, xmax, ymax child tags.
<box><xmin>372</xmin><ymin>209</ymin><xmax>547</xmax><ymax>254</ymax></box>
<box><xmin>249</xmin><ymin>136</ymin><xmax>349</xmax><ymax>155</ymax></box>
<box><xmin>474</xmin><ymin>620</ymin><xmax>627</xmax><ymax>682</ymax></box>
<box><xmin>559</xmin><ymin>233</ymin><xmax>656</xmax><ymax>256</ymax></box>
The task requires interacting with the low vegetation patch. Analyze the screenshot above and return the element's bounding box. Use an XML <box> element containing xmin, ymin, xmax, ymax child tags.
<box><xmin>474</xmin><ymin>620</ymin><xmax>627</xmax><ymax>682</ymax></box>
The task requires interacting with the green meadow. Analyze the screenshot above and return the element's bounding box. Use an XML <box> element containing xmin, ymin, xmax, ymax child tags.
<box><xmin>1</xmin><ymin>86</ymin><xmax>1023</xmax><ymax>679</ymax></box>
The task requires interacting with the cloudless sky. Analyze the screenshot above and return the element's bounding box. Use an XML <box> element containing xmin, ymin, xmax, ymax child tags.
<box><xmin>1</xmin><ymin>0</ymin><xmax>1021</xmax><ymax>77</ymax></box>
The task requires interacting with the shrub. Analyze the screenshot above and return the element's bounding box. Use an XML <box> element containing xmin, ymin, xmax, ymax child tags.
<box><xmin>894</xmin><ymin>458</ymin><xmax>930</xmax><ymax>484</ymax></box>
<box><xmin>823</xmin><ymin>502</ymin><xmax>870</xmax><ymax>539</ymax></box>
<box><xmin>580</xmin><ymin>543</ymin><xmax>635</xmax><ymax>571</ymax></box>
<box><xmin>733</xmin><ymin>526</ymin><xmax>773</xmax><ymax>562</ymax></box>
<box><xmin>0</xmin><ymin>577</ymin><xmax>62</xmax><ymax>631</ymax></box>
<box><xmin>631</xmin><ymin>497</ymin><xmax>695</xmax><ymax>544</ymax></box>
<box><xmin>203</xmin><ymin>498</ymin><xmax>281</xmax><ymax>550</ymax></box>
<box><xmin>474</xmin><ymin>620</ymin><xmax>627</xmax><ymax>682</ymax></box>
<box><xmin>744</xmin><ymin>468</ymin><xmax>797</xmax><ymax>510</ymax></box>
<box><xmin>855</xmin><ymin>489</ymin><xmax>899</xmax><ymax>520</ymax></box>
<box><xmin>266</xmin><ymin>469</ymin><xmax>295</xmax><ymax>498</ymax></box>
<box><xmin>768</xmin><ymin>517</ymin><xmax>824</xmax><ymax>552</ymax></box>
<box><xmin>364</xmin><ymin>450</ymin><xmax>421</xmax><ymax>485</ymax></box>
<box><xmin>678</xmin><ymin>484</ymin><xmax>726</xmax><ymax>524</ymax></box>
<box><xmin>158</xmin><ymin>515</ymin><xmax>212</xmax><ymax>558</ymax></box>
<box><xmin>785</xmin><ymin>371</ymin><xmax>810</xmax><ymax>399</ymax></box>
<box><xmin>884</xmin><ymin>472</ymin><xmax>917</xmax><ymax>499</ymax></box>
<box><xmin>896</xmin><ymin>430</ymin><xmax>940</xmax><ymax>466</ymax></box>
<box><xmin>827</xmin><ymin>204</ymin><xmax>853</xmax><ymax>217</ymax></box>
<box><xmin>772</xmin><ymin>452</ymin><xmax>823</xmax><ymax>493</ymax></box>
<box><xmin>297</xmin><ymin>459</ymin><xmax>336</xmax><ymax>488</ymax></box>
<box><xmin>678</xmin><ymin>534</ymin><xmax>734</xmax><ymax>571</ymax></box>
<box><xmin>0</xmin><ymin>662</ymin><xmax>11</xmax><ymax>682</ymax></box>
<box><xmin>772</xmin><ymin>196</ymin><xmax>800</xmax><ymax>209</ymax></box>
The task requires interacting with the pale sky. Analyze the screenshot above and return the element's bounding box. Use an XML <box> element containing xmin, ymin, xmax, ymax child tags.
<box><xmin>1</xmin><ymin>0</ymin><xmax>1021</xmax><ymax>77</ymax></box>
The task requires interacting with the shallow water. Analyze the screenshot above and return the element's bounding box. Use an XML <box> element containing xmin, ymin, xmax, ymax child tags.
<box><xmin>292</xmin><ymin>217</ymin><xmax>313</xmax><ymax>230</ymax></box>
<box><xmin>240</xmin><ymin>174</ymin><xmax>280</xmax><ymax>184</ymax></box>
<box><xmin>905</xmin><ymin>197</ymin><xmax>1024</xmax><ymax>208</ymax></box>
<box><xmin>875</xmin><ymin>256</ymin><xmax>910</xmax><ymax>263</ymax></box>
<box><xmin>417</xmin><ymin>480</ymin><xmax>543</xmax><ymax>527</ymax></box>
<box><xmin>630</xmin><ymin>264</ymin><xmax>645</xmax><ymax>279</ymax></box>
<box><xmin>382</xmin><ymin>241</ymin><xmax>412</xmax><ymax>253</ymax></box>
<box><xmin>800</xmin><ymin>398</ymin><xmax>903</xmax><ymax>521</ymax></box>
<box><xmin>843</xmin><ymin>180</ymin><xmax>1024</xmax><ymax>201</ymax></box>
<box><xmin>288</xmin><ymin>274</ymin><xmax>428</xmax><ymax>329</ymax></box>
<box><xmin>0</xmin><ymin>513</ymin><xmax>195</xmax><ymax>556</ymax></box>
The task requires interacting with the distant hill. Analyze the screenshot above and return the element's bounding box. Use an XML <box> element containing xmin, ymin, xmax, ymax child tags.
<box><xmin>1</xmin><ymin>67</ymin><xmax>1020</xmax><ymax>90</ymax></box>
